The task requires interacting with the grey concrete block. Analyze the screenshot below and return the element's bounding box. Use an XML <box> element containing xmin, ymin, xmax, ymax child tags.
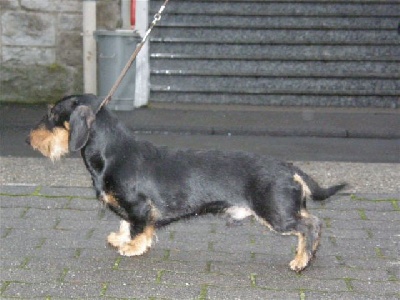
<box><xmin>2</xmin><ymin>11</ymin><xmax>56</xmax><ymax>46</ymax></box>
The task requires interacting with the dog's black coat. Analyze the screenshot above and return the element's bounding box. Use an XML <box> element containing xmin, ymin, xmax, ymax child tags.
<box><xmin>28</xmin><ymin>94</ymin><xmax>346</xmax><ymax>271</ymax></box>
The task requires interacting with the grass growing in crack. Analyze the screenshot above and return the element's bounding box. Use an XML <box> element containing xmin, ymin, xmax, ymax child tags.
<box><xmin>208</xmin><ymin>241</ymin><xmax>214</xmax><ymax>251</ymax></box>
<box><xmin>1</xmin><ymin>281</ymin><xmax>11</xmax><ymax>294</ymax></box>
<box><xmin>19</xmin><ymin>257</ymin><xmax>31</xmax><ymax>269</ymax></box>
<box><xmin>250</xmin><ymin>273</ymin><xmax>257</xmax><ymax>287</ymax></box>
<box><xmin>19</xmin><ymin>207</ymin><xmax>30</xmax><ymax>218</ymax></box>
<box><xmin>335</xmin><ymin>255</ymin><xmax>345</xmax><ymax>265</ymax></box>
<box><xmin>299</xmin><ymin>289</ymin><xmax>306</xmax><ymax>300</ymax></box>
<box><xmin>155</xmin><ymin>270</ymin><xmax>165</xmax><ymax>284</ymax></box>
<box><xmin>391</xmin><ymin>200</ymin><xmax>399</xmax><ymax>211</ymax></box>
<box><xmin>53</xmin><ymin>219</ymin><xmax>61</xmax><ymax>230</ymax></box>
<box><xmin>163</xmin><ymin>249</ymin><xmax>170</xmax><ymax>261</ymax></box>
<box><xmin>205</xmin><ymin>261</ymin><xmax>212</xmax><ymax>273</ymax></box>
<box><xmin>113</xmin><ymin>257</ymin><xmax>122</xmax><ymax>270</ymax></box>
<box><xmin>343</xmin><ymin>278</ymin><xmax>354</xmax><ymax>292</ymax></box>
<box><xmin>365</xmin><ymin>229</ymin><xmax>373</xmax><ymax>239</ymax></box>
<box><xmin>58</xmin><ymin>268</ymin><xmax>69</xmax><ymax>283</ymax></box>
<box><xmin>375</xmin><ymin>247</ymin><xmax>385</xmax><ymax>258</ymax></box>
<box><xmin>85</xmin><ymin>228</ymin><xmax>95</xmax><ymax>239</ymax></box>
<box><xmin>388</xmin><ymin>269</ymin><xmax>398</xmax><ymax>281</ymax></box>
<box><xmin>358</xmin><ymin>209</ymin><xmax>368</xmax><ymax>220</ymax></box>
<box><xmin>198</xmin><ymin>284</ymin><xmax>208</xmax><ymax>300</ymax></box>
<box><xmin>249</xmin><ymin>236</ymin><xmax>256</xmax><ymax>245</ymax></box>
<box><xmin>1</xmin><ymin>227</ymin><xmax>12</xmax><ymax>238</ymax></box>
<box><xmin>74</xmin><ymin>248</ymin><xmax>82</xmax><ymax>259</ymax></box>
<box><xmin>323</xmin><ymin>217</ymin><xmax>332</xmax><ymax>228</ymax></box>
<box><xmin>100</xmin><ymin>283</ymin><xmax>108</xmax><ymax>297</ymax></box>
<box><xmin>169</xmin><ymin>231</ymin><xmax>175</xmax><ymax>241</ymax></box>
<box><xmin>32</xmin><ymin>186</ymin><xmax>42</xmax><ymax>196</ymax></box>
<box><xmin>329</xmin><ymin>236</ymin><xmax>337</xmax><ymax>246</ymax></box>
<box><xmin>35</xmin><ymin>238</ymin><xmax>46</xmax><ymax>249</ymax></box>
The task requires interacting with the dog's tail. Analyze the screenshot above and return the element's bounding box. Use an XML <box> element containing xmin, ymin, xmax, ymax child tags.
<box><xmin>294</xmin><ymin>169</ymin><xmax>347</xmax><ymax>201</ymax></box>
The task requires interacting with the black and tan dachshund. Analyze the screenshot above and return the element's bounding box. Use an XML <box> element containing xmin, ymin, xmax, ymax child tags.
<box><xmin>27</xmin><ymin>94</ymin><xmax>346</xmax><ymax>272</ymax></box>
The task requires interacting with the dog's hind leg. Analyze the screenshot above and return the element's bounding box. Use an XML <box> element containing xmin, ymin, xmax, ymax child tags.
<box><xmin>288</xmin><ymin>209</ymin><xmax>322</xmax><ymax>272</ymax></box>
<box><xmin>251</xmin><ymin>181</ymin><xmax>322</xmax><ymax>272</ymax></box>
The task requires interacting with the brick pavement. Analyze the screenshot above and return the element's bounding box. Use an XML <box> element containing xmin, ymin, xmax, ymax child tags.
<box><xmin>1</xmin><ymin>185</ymin><xmax>399</xmax><ymax>299</ymax></box>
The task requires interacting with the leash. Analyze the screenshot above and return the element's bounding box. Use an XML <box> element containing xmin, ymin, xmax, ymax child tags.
<box><xmin>96</xmin><ymin>0</ymin><xmax>170</xmax><ymax>114</ymax></box>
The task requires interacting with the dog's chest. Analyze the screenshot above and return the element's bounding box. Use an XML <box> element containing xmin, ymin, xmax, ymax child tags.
<box><xmin>88</xmin><ymin>153</ymin><xmax>105</xmax><ymax>174</ymax></box>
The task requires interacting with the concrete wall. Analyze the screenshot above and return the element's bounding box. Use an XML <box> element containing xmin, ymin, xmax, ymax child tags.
<box><xmin>0</xmin><ymin>0</ymin><xmax>121</xmax><ymax>103</ymax></box>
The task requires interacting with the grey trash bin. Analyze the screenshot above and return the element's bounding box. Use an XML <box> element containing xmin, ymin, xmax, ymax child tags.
<box><xmin>95</xmin><ymin>30</ymin><xmax>141</xmax><ymax>111</ymax></box>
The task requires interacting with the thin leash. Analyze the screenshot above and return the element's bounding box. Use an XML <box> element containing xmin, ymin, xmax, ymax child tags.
<box><xmin>96</xmin><ymin>0</ymin><xmax>170</xmax><ymax>114</ymax></box>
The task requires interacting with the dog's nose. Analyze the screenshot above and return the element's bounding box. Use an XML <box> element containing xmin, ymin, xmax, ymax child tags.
<box><xmin>25</xmin><ymin>136</ymin><xmax>31</xmax><ymax>146</ymax></box>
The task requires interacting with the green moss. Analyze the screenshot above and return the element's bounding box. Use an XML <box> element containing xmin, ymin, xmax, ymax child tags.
<box><xmin>47</xmin><ymin>63</ymin><xmax>67</xmax><ymax>73</ymax></box>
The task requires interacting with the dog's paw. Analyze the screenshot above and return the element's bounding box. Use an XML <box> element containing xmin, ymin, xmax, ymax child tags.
<box><xmin>289</xmin><ymin>251</ymin><xmax>311</xmax><ymax>272</ymax></box>
<box><xmin>118</xmin><ymin>233</ymin><xmax>152</xmax><ymax>256</ymax></box>
<box><xmin>107</xmin><ymin>231</ymin><xmax>130</xmax><ymax>248</ymax></box>
<box><xmin>107</xmin><ymin>220</ymin><xmax>131</xmax><ymax>248</ymax></box>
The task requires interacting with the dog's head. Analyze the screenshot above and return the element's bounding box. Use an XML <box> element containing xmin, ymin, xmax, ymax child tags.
<box><xmin>26</xmin><ymin>94</ymin><xmax>103</xmax><ymax>161</ymax></box>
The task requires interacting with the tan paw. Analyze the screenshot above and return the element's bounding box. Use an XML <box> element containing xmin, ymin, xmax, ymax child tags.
<box><xmin>118</xmin><ymin>234</ymin><xmax>151</xmax><ymax>256</ymax></box>
<box><xmin>107</xmin><ymin>231</ymin><xmax>129</xmax><ymax>248</ymax></box>
<box><xmin>118</xmin><ymin>226</ymin><xmax>155</xmax><ymax>256</ymax></box>
<box><xmin>289</xmin><ymin>252</ymin><xmax>311</xmax><ymax>272</ymax></box>
<box><xmin>107</xmin><ymin>220</ymin><xmax>131</xmax><ymax>248</ymax></box>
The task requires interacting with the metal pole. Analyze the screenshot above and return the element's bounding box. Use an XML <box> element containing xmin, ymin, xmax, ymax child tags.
<box><xmin>82</xmin><ymin>0</ymin><xmax>97</xmax><ymax>94</ymax></box>
<box><xmin>134</xmin><ymin>0</ymin><xmax>149</xmax><ymax>107</ymax></box>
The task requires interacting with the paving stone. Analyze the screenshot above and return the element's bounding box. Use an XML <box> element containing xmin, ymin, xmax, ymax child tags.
<box><xmin>207</xmin><ymin>286</ymin><xmax>300</xmax><ymax>300</ymax></box>
<box><xmin>66</xmin><ymin>198</ymin><xmax>99</xmax><ymax>211</ymax></box>
<box><xmin>105</xmin><ymin>282</ymin><xmax>201</xmax><ymax>299</ymax></box>
<box><xmin>305</xmin><ymin>291</ymin><xmax>398</xmax><ymax>300</ymax></box>
<box><xmin>0</xmin><ymin>185</ymin><xmax>38</xmax><ymax>195</ymax></box>
<box><xmin>2</xmin><ymin>282</ymin><xmax>101</xmax><ymax>299</ymax></box>
<box><xmin>39</xmin><ymin>186</ymin><xmax>95</xmax><ymax>198</ymax></box>
<box><xmin>0</xmin><ymin>195</ymin><xmax>70</xmax><ymax>209</ymax></box>
<box><xmin>303</xmin><ymin>267</ymin><xmax>391</xmax><ymax>281</ymax></box>
<box><xmin>161</xmin><ymin>270</ymin><xmax>252</xmax><ymax>288</ymax></box>
<box><xmin>351</xmin><ymin>280</ymin><xmax>400</xmax><ymax>295</ymax></box>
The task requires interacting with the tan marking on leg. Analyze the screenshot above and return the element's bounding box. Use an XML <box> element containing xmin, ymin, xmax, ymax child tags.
<box><xmin>107</xmin><ymin>220</ymin><xmax>131</xmax><ymax>248</ymax></box>
<box><xmin>149</xmin><ymin>201</ymin><xmax>161</xmax><ymax>222</ymax></box>
<box><xmin>289</xmin><ymin>232</ymin><xmax>311</xmax><ymax>272</ymax></box>
<box><xmin>118</xmin><ymin>225</ymin><xmax>155</xmax><ymax>256</ymax></box>
<box><xmin>101</xmin><ymin>192</ymin><xmax>120</xmax><ymax>207</ymax></box>
<box><xmin>294</xmin><ymin>173</ymin><xmax>312</xmax><ymax>200</ymax></box>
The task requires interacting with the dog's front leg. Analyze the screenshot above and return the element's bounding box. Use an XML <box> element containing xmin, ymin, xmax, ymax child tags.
<box><xmin>108</xmin><ymin>220</ymin><xmax>155</xmax><ymax>256</ymax></box>
<box><xmin>107</xmin><ymin>196</ymin><xmax>156</xmax><ymax>256</ymax></box>
<box><xmin>118</xmin><ymin>223</ymin><xmax>155</xmax><ymax>256</ymax></box>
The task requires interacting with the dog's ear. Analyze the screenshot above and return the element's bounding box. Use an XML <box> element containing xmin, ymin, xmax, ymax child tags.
<box><xmin>69</xmin><ymin>105</ymin><xmax>96</xmax><ymax>151</ymax></box>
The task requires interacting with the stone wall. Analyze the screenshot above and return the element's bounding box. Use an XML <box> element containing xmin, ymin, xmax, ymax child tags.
<box><xmin>0</xmin><ymin>0</ymin><xmax>121</xmax><ymax>103</ymax></box>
